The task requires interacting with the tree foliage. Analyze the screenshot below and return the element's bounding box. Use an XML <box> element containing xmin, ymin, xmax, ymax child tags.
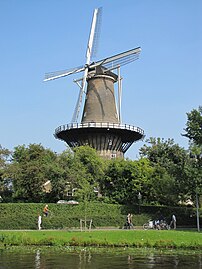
<box><xmin>0</xmin><ymin>140</ymin><xmax>198</xmax><ymax>206</ymax></box>
<box><xmin>139</xmin><ymin>137</ymin><xmax>191</xmax><ymax>205</ymax></box>
<box><xmin>1</xmin><ymin>105</ymin><xmax>201</xmax><ymax>207</ymax></box>
<box><xmin>101</xmin><ymin>158</ymin><xmax>154</xmax><ymax>205</ymax></box>
<box><xmin>0</xmin><ymin>145</ymin><xmax>11</xmax><ymax>200</ymax></box>
<box><xmin>7</xmin><ymin>144</ymin><xmax>58</xmax><ymax>202</ymax></box>
<box><xmin>183</xmin><ymin>106</ymin><xmax>202</xmax><ymax>146</ymax></box>
<box><xmin>183</xmin><ymin>106</ymin><xmax>202</xmax><ymax>201</ymax></box>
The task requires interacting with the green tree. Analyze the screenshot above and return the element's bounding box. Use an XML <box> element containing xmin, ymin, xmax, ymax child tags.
<box><xmin>148</xmin><ymin>164</ymin><xmax>178</xmax><ymax>205</ymax></box>
<box><xmin>72</xmin><ymin>146</ymin><xmax>105</xmax><ymax>196</ymax></box>
<box><xmin>139</xmin><ymin>137</ymin><xmax>190</xmax><ymax>205</ymax></box>
<box><xmin>67</xmin><ymin>146</ymin><xmax>105</xmax><ymax>223</ymax></box>
<box><xmin>7</xmin><ymin>144</ymin><xmax>57</xmax><ymax>202</ymax></box>
<box><xmin>73</xmin><ymin>146</ymin><xmax>105</xmax><ymax>180</ymax></box>
<box><xmin>183</xmin><ymin>107</ymin><xmax>202</xmax><ymax>206</ymax></box>
<box><xmin>183</xmin><ymin>106</ymin><xmax>202</xmax><ymax>146</ymax></box>
<box><xmin>5</xmin><ymin>145</ymin><xmax>106</xmax><ymax>203</ymax></box>
<box><xmin>0</xmin><ymin>145</ymin><xmax>11</xmax><ymax>201</ymax></box>
<box><xmin>50</xmin><ymin>146</ymin><xmax>105</xmax><ymax>203</ymax></box>
<box><xmin>47</xmin><ymin>149</ymin><xmax>74</xmax><ymax>202</ymax></box>
<box><xmin>101</xmin><ymin>158</ymin><xmax>154</xmax><ymax>205</ymax></box>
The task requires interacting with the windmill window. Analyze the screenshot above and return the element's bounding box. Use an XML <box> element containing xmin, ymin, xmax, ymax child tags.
<box><xmin>67</xmin><ymin>190</ymin><xmax>73</xmax><ymax>197</ymax></box>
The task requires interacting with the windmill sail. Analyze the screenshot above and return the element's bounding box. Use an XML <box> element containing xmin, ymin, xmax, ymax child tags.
<box><xmin>44</xmin><ymin>65</ymin><xmax>84</xmax><ymax>82</ymax></box>
<box><xmin>44</xmin><ymin>47</ymin><xmax>141</xmax><ymax>82</ymax></box>
<box><xmin>90</xmin><ymin>47</ymin><xmax>141</xmax><ymax>70</ymax></box>
<box><xmin>90</xmin><ymin>7</ymin><xmax>102</xmax><ymax>59</ymax></box>
<box><xmin>72</xmin><ymin>7</ymin><xmax>102</xmax><ymax>123</ymax></box>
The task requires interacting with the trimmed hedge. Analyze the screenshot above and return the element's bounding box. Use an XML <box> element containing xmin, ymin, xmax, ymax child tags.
<box><xmin>0</xmin><ymin>202</ymin><xmax>125</xmax><ymax>230</ymax></box>
<box><xmin>0</xmin><ymin>202</ymin><xmax>200</xmax><ymax>230</ymax></box>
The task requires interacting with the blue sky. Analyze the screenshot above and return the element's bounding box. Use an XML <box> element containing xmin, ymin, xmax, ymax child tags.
<box><xmin>0</xmin><ymin>0</ymin><xmax>201</xmax><ymax>160</ymax></box>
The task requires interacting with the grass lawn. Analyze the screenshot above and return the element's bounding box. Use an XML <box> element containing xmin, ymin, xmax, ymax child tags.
<box><xmin>0</xmin><ymin>230</ymin><xmax>201</xmax><ymax>249</ymax></box>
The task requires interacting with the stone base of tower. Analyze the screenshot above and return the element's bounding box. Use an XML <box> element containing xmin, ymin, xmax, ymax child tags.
<box><xmin>54</xmin><ymin>122</ymin><xmax>144</xmax><ymax>159</ymax></box>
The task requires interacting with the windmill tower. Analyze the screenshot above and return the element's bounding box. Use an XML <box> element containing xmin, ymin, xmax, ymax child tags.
<box><xmin>44</xmin><ymin>8</ymin><xmax>144</xmax><ymax>159</ymax></box>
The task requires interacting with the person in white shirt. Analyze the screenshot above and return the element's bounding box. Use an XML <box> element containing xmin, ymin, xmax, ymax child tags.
<box><xmin>38</xmin><ymin>214</ymin><xmax>42</xmax><ymax>230</ymax></box>
<box><xmin>170</xmin><ymin>214</ymin><xmax>176</xmax><ymax>229</ymax></box>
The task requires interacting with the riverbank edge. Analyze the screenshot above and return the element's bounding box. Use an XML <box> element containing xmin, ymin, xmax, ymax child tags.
<box><xmin>1</xmin><ymin>245</ymin><xmax>202</xmax><ymax>256</ymax></box>
<box><xmin>0</xmin><ymin>230</ymin><xmax>202</xmax><ymax>250</ymax></box>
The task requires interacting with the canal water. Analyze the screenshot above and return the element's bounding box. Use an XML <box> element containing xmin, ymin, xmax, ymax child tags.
<box><xmin>0</xmin><ymin>248</ymin><xmax>201</xmax><ymax>268</ymax></box>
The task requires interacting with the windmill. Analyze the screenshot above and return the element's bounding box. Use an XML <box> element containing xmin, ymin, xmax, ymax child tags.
<box><xmin>44</xmin><ymin>8</ymin><xmax>144</xmax><ymax>159</ymax></box>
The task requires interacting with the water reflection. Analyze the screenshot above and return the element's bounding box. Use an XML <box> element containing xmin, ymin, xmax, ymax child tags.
<box><xmin>35</xmin><ymin>250</ymin><xmax>40</xmax><ymax>269</ymax></box>
<box><xmin>79</xmin><ymin>250</ymin><xmax>92</xmax><ymax>268</ymax></box>
<box><xmin>125</xmin><ymin>252</ymin><xmax>202</xmax><ymax>269</ymax></box>
<box><xmin>0</xmin><ymin>249</ymin><xmax>202</xmax><ymax>269</ymax></box>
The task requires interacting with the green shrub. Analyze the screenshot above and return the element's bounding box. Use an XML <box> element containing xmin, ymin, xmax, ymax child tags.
<box><xmin>0</xmin><ymin>202</ymin><xmax>200</xmax><ymax>230</ymax></box>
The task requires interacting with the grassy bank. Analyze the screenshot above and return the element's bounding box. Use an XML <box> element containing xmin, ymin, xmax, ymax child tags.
<box><xmin>0</xmin><ymin>230</ymin><xmax>201</xmax><ymax>250</ymax></box>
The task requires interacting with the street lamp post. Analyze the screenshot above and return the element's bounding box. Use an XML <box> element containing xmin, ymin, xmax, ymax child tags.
<box><xmin>190</xmin><ymin>154</ymin><xmax>201</xmax><ymax>232</ymax></box>
<box><xmin>138</xmin><ymin>192</ymin><xmax>142</xmax><ymax>214</ymax></box>
<box><xmin>196</xmin><ymin>190</ymin><xmax>200</xmax><ymax>232</ymax></box>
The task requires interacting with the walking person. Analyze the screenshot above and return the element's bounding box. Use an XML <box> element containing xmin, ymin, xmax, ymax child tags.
<box><xmin>38</xmin><ymin>214</ymin><xmax>42</xmax><ymax>230</ymax></box>
<box><xmin>170</xmin><ymin>214</ymin><xmax>177</xmax><ymax>230</ymax></box>
<box><xmin>129</xmin><ymin>214</ymin><xmax>134</xmax><ymax>229</ymax></box>
<box><xmin>126</xmin><ymin>213</ymin><xmax>134</xmax><ymax>229</ymax></box>
<box><xmin>126</xmin><ymin>213</ymin><xmax>131</xmax><ymax>229</ymax></box>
